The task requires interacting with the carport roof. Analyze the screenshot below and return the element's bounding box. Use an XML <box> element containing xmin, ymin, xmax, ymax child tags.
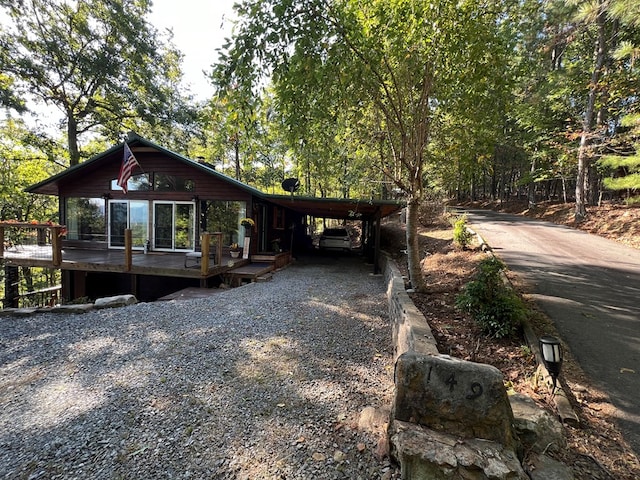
<box><xmin>265</xmin><ymin>194</ymin><xmax>403</xmax><ymax>221</ymax></box>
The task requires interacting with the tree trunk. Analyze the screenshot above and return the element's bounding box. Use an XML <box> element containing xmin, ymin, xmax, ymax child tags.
<box><xmin>234</xmin><ymin>135</ymin><xmax>241</xmax><ymax>181</ymax></box>
<box><xmin>575</xmin><ymin>1</ymin><xmax>607</xmax><ymax>223</ymax></box>
<box><xmin>67</xmin><ymin>114</ymin><xmax>80</xmax><ymax>166</ymax></box>
<box><xmin>528</xmin><ymin>156</ymin><xmax>536</xmax><ymax>208</ymax></box>
<box><xmin>406</xmin><ymin>197</ymin><xmax>426</xmax><ymax>292</ymax></box>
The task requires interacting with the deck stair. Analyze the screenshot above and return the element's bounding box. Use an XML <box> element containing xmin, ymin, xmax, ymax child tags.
<box><xmin>225</xmin><ymin>262</ymin><xmax>275</xmax><ymax>287</ymax></box>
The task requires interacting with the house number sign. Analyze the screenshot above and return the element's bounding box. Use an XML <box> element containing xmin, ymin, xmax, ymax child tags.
<box><xmin>426</xmin><ymin>365</ymin><xmax>484</xmax><ymax>400</ymax></box>
<box><xmin>394</xmin><ymin>352</ymin><xmax>515</xmax><ymax>446</ymax></box>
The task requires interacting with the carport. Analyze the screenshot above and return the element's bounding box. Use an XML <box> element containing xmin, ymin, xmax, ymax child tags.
<box><xmin>264</xmin><ymin>194</ymin><xmax>404</xmax><ymax>272</ymax></box>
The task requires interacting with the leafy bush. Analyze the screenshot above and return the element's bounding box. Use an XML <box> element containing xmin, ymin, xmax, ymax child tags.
<box><xmin>625</xmin><ymin>195</ymin><xmax>640</xmax><ymax>206</ymax></box>
<box><xmin>456</xmin><ymin>257</ymin><xmax>526</xmax><ymax>338</ymax></box>
<box><xmin>452</xmin><ymin>214</ymin><xmax>474</xmax><ymax>249</ymax></box>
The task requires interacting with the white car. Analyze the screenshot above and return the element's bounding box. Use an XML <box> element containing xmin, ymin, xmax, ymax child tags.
<box><xmin>319</xmin><ymin>228</ymin><xmax>353</xmax><ymax>251</ymax></box>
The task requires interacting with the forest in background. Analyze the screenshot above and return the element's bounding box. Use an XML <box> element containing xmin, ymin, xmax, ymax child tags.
<box><xmin>1</xmin><ymin>0</ymin><xmax>640</xmax><ymax>292</ymax></box>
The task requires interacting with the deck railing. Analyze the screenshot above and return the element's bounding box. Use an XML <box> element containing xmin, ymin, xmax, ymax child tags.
<box><xmin>1</xmin><ymin>223</ymin><xmax>227</xmax><ymax>276</ymax></box>
<box><xmin>200</xmin><ymin>232</ymin><xmax>224</xmax><ymax>275</ymax></box>
<box><xmin>0</xmin><ymin>222</ymin><xmax>64</xmax><ymax>266</ymax></box>
<box><xmin>18</xmin><ymin>285</ymin><xmax>62</xmax><ymax>308</ymax></box>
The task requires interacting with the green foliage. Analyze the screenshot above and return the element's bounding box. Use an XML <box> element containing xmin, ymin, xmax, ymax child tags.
<box><xmin>0</xmin><ymin>119</ymin><xmax>59</xmax><ymax>222</ymax></box>
<box><xmin>456</xmin><ymin>257</ymin><xmax>526</xmax><ymax>338</ymax></box>
<box><xmin>0</xmin><ymin>0</ymin><xmax>197</xmax><ymax>165</ymax></box>
<box><xmin>599</xmin><ymin>115</ymin><xmax>640</xmax><ymax>197</ymax></box>
<box><xmin>452</xmin><ymin>215</ymin><xmax>473</xmax><ymax>249</ymax></box>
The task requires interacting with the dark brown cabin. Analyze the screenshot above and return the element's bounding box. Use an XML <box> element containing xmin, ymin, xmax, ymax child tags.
<box><xmin>2</xmin><ymin>133</ymin><xmax>402</xmax><ymax>304</ymax></box>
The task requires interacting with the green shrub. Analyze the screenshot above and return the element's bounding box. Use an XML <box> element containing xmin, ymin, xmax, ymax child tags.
<box><xmin>456</xmin><ymin>257</ymin><xmax>526</xmax><ymax>338</ymax></box>
<box><xmin>625</xmin><ymin>195</ymin><xmax>640</xmax><ymax>206</ymax></box>
<box><xmin>452</xmin><ymin>215</ymin><xmax>474</xmax><ymax>249</ymax></box>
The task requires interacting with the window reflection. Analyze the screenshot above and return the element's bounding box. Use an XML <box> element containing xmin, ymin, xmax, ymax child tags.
<box><xmin>201</xmin><ymin>201</ymin><xmax>246</xmax><ymax>246</ymax></box>
<box><xmin>110</xmin><ymin>173</ymin><xmax>152</xmax><ymax>192</ymax></box>
<box><xmin>65</xmin><ymin>198</ymin><xmax>106</xmax><ymax>241</ymax></box>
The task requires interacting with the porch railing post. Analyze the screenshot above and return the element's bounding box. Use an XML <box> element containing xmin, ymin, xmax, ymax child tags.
<box><xmin>124</xmin><ymin>229</ymin><xmax>132</xmax><ymax>271</ymax></box>
<box><xmin>51</xmin><ymin>226</ymin><xmax>63</xmax><ymax>267</ymax></box>
<box><xmin>201</xmin><ymin>232</ymin><xmax>211</xmax><ymax>275</ymax></box>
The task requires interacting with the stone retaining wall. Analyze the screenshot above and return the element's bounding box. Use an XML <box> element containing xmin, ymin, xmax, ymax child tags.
<box><xmin>381</xmin><ymin>251</ymin><xmax>573</xmax><ymax>479</ymax></box>
<box><xmin>381</xmin><ymin>253</ymin><xmax>439</xmax><ymax>361</ymax></box>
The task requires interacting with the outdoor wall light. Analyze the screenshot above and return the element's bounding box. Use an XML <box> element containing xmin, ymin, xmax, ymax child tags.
<box><xmin>539</xmin><ymin>335</ymin><xmax>563</xmax><ymax>393</ymax></box>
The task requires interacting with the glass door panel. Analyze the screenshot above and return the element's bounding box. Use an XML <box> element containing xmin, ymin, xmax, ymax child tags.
<box><xmin>175</xmin><ymin>203</ymin><xmax>194</xmax><ymax>250</ymax></box>
<box><xmin>109</xmin><ymin>202</ymin><xmax>128</xmax><ymax>247</ymax></box>
<box><xmin>153</xmin><ymin>202</ymin><xmax>195</xmax><ymax>251</ymax></box>
<box><xmin>154</xmin><ymin>203</ymin><xmax>173</xmax><ymax>250</ymax></box>
<box><xmin>129</xmin><ymin>201</ymin><xmax>149</xmax><ymax>248</ymax></box>
<box><xmin>108</xmin><ymin>201</ymin><xmax>149</xmax><ymax>249</ymax></box>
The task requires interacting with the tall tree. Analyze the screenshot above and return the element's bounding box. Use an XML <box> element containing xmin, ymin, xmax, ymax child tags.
<box><xmin>572</xmin><ymin>0</ymin><xmax>609</xmax><ymax>221</ymax></box>
<box><xmin>568</xmin><ymin>0</ymin><xmax>640</xmax><ymax>220</ymax></box>
<box><xmin>506</xmin><ymin>0</ymin><xmax>579</xmax><ymax>205</ymax></box>
<box><xmin>0</xmin><ymin>0</ymin><xmax>195</xmax><ymax>165</ymax></box>
<box><xmin>599</xmin><ymin>114</ymin><xmax>640</xmax><ymax>199</ymax></box>
<box><xmin>215</xmin><ymin>0</ymin><xmax>511</xmax><ymax>291</ymax></box>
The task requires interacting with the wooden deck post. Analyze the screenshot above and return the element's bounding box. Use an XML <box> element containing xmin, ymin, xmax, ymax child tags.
<box><xmin>3</xmin><ymin>264</ymin><xmax>19</xmax><ymax>308</ymax></box>
<box><xmin>51</xmin><ymin>226</ymin><xmax>63</xmax><ymax>267</ymax></box>
<box><xmin>124</xmin><ymin>229</ymin><xmax>132</xmax><ymax>271</ymax></box>
<box><xmin>200</xmin><ymin>232</ymin><xmax>211</xmax><ymax>275</ymax></box>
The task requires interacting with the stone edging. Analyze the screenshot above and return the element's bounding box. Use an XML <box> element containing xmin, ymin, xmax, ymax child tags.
<box><xmin>380</xmin><ymin>249</ymin><xmax>576</xmax><ymax>479</ymax></box>
<box><xmin>380</xmin><ymin>252</ymin><xmax>439</xmax><ymax>361</ymax></box>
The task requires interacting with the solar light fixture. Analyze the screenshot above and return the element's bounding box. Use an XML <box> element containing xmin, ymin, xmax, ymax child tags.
<box><xmin>539</xmin><ymin>335</ymin><xmax>563</xmax><ymax>393</ymax></box>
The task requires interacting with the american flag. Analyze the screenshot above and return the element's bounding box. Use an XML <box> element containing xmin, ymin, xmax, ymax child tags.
<box><xmin>117</xmin><ymin>142</ymin><xmax>140</xmax><ymax>193</ymax></box>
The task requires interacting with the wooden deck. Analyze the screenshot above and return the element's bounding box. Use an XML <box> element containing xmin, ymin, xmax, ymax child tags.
<box><xmin>2</xmin><ymin>246</ymin><xmax>249</xmax><ymax>280</ymax></box>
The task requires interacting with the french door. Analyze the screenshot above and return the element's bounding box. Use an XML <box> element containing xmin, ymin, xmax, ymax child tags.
<box><xmin>108</xmin><ymin>200</ymin><xmax>149</xmax><ymax>249</ymax></box>
<box><xmin>153</xmin><ymin>201</ymin><xmax>195</xmax><ymax>251</ymax></box>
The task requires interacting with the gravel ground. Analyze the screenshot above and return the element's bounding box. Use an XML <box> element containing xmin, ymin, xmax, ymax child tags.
<box><xmin>0</xmin><ymin>255</ymin><xmax>400</xmax><ymax>480</ymax></box>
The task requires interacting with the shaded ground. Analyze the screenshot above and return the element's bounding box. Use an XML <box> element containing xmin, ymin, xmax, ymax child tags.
<box><xmin>381</xmin><ymin>201</ymin><xmax>640</xmax><ymax>480</ymax></box>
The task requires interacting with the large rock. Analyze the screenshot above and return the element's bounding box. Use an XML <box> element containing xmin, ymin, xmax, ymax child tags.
<box><xmin>93</xmin><ymin>294</ymin><xmax>137</xmax><ymax>309</ymax></box>
<box><xmin>390</xmin><ymin>420</ymin><xmax>528</xmax><ymax>480</ymax></box>
<box><xmin>359</xmin><ymin>406</ymin><xmax>391</xmax><ymax>459</ymax></box>
<box><xmin>49</xmin><ymin>303</ymin><xmax>95</xmax><ymax>314</ymax></box>
<box><xmin>393</xmin><ymin>352</ymin><xmax>519</xmax><ymax>450</ymax></box>
<box><xmin>509</xmin><ymin>393</ymin><xmax>566</xmax><ymax>454</ymax></box>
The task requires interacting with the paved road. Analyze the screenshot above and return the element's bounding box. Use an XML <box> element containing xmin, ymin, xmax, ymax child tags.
<box><xmin>461</xmin><ymin>208</ymin><xmax>640</xmax><ymax>456</ymax></box>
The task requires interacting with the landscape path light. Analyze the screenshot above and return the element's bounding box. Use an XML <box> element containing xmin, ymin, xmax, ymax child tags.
<box><xmin>539</xmin><ymin>335</ymin><xmax>563</xmax><ymax>393</ymax></box>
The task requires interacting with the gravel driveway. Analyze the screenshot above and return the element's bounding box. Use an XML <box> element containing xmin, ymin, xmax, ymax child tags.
<box><xmin>1</xmin><ymin>256</ymin><xmax>399</xmax><ymax>479</ymax></box>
